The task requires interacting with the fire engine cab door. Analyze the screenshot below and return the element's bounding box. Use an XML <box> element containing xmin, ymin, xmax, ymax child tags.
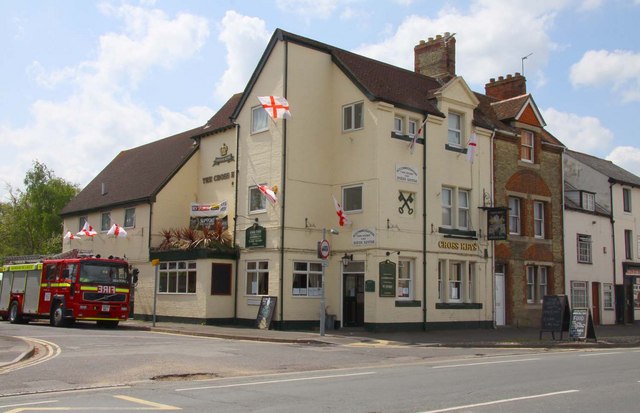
<box><xmin>23</xmin><ymin>269</ymin><xmax>42</xmax><ymax>314</ymax></box>
<box><xmin>38</xmin><ymin>263</ymin><xmax>57</xmax><ymax>315</ymax></box>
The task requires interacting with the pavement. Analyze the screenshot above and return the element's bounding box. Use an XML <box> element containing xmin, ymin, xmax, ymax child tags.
<box><xmin>2</xmin><ymin>319</ymin><xmax>640</xmax><ymax>369</ymax></box>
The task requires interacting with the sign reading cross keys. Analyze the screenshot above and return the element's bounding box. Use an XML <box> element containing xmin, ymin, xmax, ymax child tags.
<box><xmin>398</xmin><ymin>191</ymin><xmax>414</xmax><ymax>215</ymax></box>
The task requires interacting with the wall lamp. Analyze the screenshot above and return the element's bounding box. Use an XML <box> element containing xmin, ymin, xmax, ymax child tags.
<box><xmin>341</xmin><ymin>253</ymin><xmax>353</xmax><ymax>267</ymax></box>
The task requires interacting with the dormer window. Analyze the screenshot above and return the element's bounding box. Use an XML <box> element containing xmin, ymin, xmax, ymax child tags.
<box><xmin>408</xmin><ymin>120</ymin><xmax>417</xmax><ymax>136</ymax></box>
<box><xmin>447</xmin><ymin>112</ymin><xmax>461</xmax><ymax>146</ymax></box>
<box><xmin>394</xmin><ymin>116</ymin><xmax>403</xmax><ymax>134</ymax></box>
<box><xmin>521</xmin><ymin>131</ymin><xmax>534</xmax><ymax>162</ymax></box>
<box><xmin>581</xmin><ymin>192</ymin><xmax>595</xmax><ymax>212</ymax></box>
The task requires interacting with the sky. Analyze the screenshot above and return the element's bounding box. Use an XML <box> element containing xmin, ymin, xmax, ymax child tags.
<box><xmin>1</xmin><ymin>0</ymin><xmax>640</xmax><ymax>202</ymax></box>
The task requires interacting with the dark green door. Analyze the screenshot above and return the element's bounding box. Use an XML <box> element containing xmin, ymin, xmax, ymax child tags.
<box><xmin>343</xmin><ymin>274</ymin><xmax>364</xmax><ymax>326</ymax></box>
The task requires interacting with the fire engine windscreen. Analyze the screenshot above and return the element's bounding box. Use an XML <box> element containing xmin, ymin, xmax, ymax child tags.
<box><xmin>79</xmin><ymin>262</ymin><xmax>129</xmax><ymax>285</ymax></box>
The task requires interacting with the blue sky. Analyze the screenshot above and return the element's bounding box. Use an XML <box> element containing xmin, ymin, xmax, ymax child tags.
<box><xmin>1</xmin><ymin>0</ymin><xmax>639</xmax><ymax>201</ymax></box>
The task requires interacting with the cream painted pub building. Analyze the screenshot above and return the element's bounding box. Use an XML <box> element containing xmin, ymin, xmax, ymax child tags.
<box><xmin>60</xmin><ymin>29</ymin><xmax>532</xmax><ymax>331</ymax></box>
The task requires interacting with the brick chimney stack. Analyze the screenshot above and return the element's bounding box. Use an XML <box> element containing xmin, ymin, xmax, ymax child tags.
<box><xmin>414</xmin><ymin>33</ymin><xmax>456</xmax><ymax>82</ymax></box>
<box><xmin>484</xmin><ymin>73</ymin><xmax>527</xmax><ymax>100</ymax></box>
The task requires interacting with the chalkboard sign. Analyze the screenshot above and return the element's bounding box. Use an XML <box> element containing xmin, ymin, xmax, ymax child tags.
<box><xmin>569</xmin><ymin>308</ymin><xmax>597</xmax><ymax>341</ymax></box>
<box><xmin>255</xmin><ymin>296</ymin><xmax>277</xmax><ymax>330</ymax></box>
<box><xmin>379</xmin><ymin>261</ymin><xmax>396</xmax><ymax>297</ymax></box>
<box><xmin>539</xmin><ymin>295</ymin><xmax>570</xmax><ymax>340</ymax></box>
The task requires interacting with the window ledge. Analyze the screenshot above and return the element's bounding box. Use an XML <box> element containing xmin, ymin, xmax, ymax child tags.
<box><xmin>517</xmin><ymin>160</ymin><xmax>540</xmax><ymax>169</ymax></box>
<box><xmin>445</xmin><ymin>144</ymin><xmax>467</xmax><ymax>154</ymax></box>
<box><xmin>395</xmin><ymin>300</ymin><xmax>421</xmax><ymax>307</ymax></box>
<box><xmin>436</xmin><ymin>303</ymin><xmax>483</xmax><ymax>310</ymax></box>
<box><xmin>439</xmin><ymin>227</ymin><xmax>477</xmax><ymax>239</ymax></box>
<box><xmin>391</xmin><ymin>131</ymin><xmax>424</xmax><ymax>145</ymax></box>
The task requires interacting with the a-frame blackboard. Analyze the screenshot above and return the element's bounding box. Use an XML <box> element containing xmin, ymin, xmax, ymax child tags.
<box><xmin>569</xmin><ymin>308</ymin><xmax>597</xmax><ymax>342</ymax></box>
<box><xmin>255</xmin><ymin>296</ymin><xmax>277</xmax><ymax>330</ymax></box>
<box><xmin>539</xmin><ymin>295</ymin><xmax>570</xmax><ymax>340</ymax></box>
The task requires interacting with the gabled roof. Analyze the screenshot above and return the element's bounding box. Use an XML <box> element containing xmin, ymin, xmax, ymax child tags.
<box><xmin>491</xmin><ymin>94</ymin><xmax>546</xmax><ymax>127</ymax></box>
<box><xmin>201</xmin><ymin>93</ymin><xmax>242</xmax><ymax>136</ymax></box>
<box><xmin>472</xmin><ymin>92</ymin><xmax>514</xmax><ymax>132</ymax></box>
<box><xmin>566</xmin><ymin>149</ymin><xmax>640</xmax><ymax>188</ymax></box>
<box><xmin>564</xmin><ymin>182</ymin><xmax>610</xmax><ymax>215</ymax></box>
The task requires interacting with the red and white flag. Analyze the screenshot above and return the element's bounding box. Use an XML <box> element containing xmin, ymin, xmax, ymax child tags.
<box><xmin>466</xmin><ymin>131</ymin><xmax>477</xmax><ymax>163</ymax></box>
<box><xmin>108</xmin><ymin>224</ymin><xmax>127</xmax><ymax>238</ymax></box>
<box><xmin>252</xmin><ymin>177</ymin><xmax>278</xmax><ymax>205</ymax></box>
<box><xmin>258</xmin><ymin>96</ymin><xmax>291</xmax><ymax>120</ymax></box>
<box><xmin>332</xmin><ymin>195</ymin><xmax>350</xmax><ymax>227</ymax></box>
<box><xmin>409</xmin><ymin>118</ymin><xmax>427</xmax><ymax>154</ymax></box>
<box><xmin>63</xmin><ymin>231</ymin><xmax>76</xmax><ymax>240</ymax></box>
<box><xmin>77</xmin><ymin>222</ymin><xmax>97</xmax><ymax>237</ymax></box>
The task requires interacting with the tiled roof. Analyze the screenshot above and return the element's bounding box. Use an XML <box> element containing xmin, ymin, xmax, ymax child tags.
<box><xmin>491</xmin><ymin>94</ymin><xmax>529</xmax><ymax>121</ymax></box>
<box><xmin>566</xmin><ymin>149</ymin><xmax>640</xmax><ymax>187</ymax></box>
<box><xmin>202</xmin><ymin>93</ymin><xmax>241</xmax><ymax>134</ymax></box>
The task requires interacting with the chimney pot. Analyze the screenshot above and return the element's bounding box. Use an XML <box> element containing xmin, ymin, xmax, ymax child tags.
<box><xmin>490</xmin><ymin>78</ymin><xmax>495</xmax><ymax>83</ymax></box>
<box><xmin>436</xmin><ymin>34</ymin><xmax>442</xmax><ymax>39</ymax></box>
<box><xmin>420</xmin><ymin>40</ymin><xmax>425</xmax><ymax>45</ymax></box>
<box><xmin>485</xmin><ymin>72</ymin><xmax>527</xmax><ymax>100</ymax></box>
<box><xmin>498</xmin><ymin>76</ymin><xmax>504</xmax><ymax>81</ymax></box>
<box><xmin>414</xmin><ymin>32</ymin><xmax>456</xmax><ymax>82</ymax></box>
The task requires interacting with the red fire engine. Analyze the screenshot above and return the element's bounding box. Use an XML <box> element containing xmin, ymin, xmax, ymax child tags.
<box><xmin>0</xmin><ymin>250</ymin><xmax>138</xmax><ymax>327</ymax></box>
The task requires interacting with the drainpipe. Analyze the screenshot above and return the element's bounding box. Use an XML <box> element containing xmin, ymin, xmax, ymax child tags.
<box><xmin>278</xmin><ymin>40</ymin><xmax>289</xmax><ymax>328</ymax></box>
<box><xmin>422</xmin><ymin>114</ymin><xmax>428</xmax><ymax>330</ymax></box>
<box><xmin>609</xmin><ymin>180</ymin><xmax>619</xmax><ymax>322</ymax></box>
<box><xmin>233</xmin><ymin>122</ymin><xmax>240</xmax><ymax>322</ymax></box>
<box><xmin>489</xmin><ymin>129</ymin><xmax>496</xmax><ymax>328</ymax></box>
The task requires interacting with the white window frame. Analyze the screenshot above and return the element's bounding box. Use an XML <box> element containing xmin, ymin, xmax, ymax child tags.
<box><xmin>447</xmin><ymin>112</ymin><xmax>461</xmax><ymax>146</ymax></box>
<box><xmin>577</xmin><ymin>234</ymin><xmax>592</xmax><ymax>264</ymax></box>
<box><xmin>246</xmin><ymin>260</ymin><xmax>269</xmax><ymax>295</ymax></box>
<box><xmin>101</xmin><ymin>211</ymin><xmax>111</xmax><ymax>232</ymax></box>
<box><xmin>509</xmin><ymin>197</ymin><xmax>521</xmax><ymax>235</ymax></box>
<box><xmin>393</xmin><ymin>116</ymin><xmax>403</xmax><ymax>134</ymax></box>
<box><xmin>458</xmin><ymin>189</ymin><xmax>469</xmax><ymax>229</ymax></box>
<box><xmin>251</xmin><ymin>106</ymin><xmax>268</xmax><ymax>134</ymax></box>
<box><xmin>343</xmin><ymin>185</ymin><xmax>363</xmax><ymax>213</ymax></box>
<box><xmin>158</xmin><ymin>261</ymin><xmax>197</xmax><ymax>294</ymax></box>
<box><xmin>581</xmin><ymin>192</ymin><xmax>595</xmax><ymax>211</ymax></box>
<box><xmin>249</xmin><ymin>185</ymin><xmax>267</xmax><ymax>214</ymax></box>
<box><xmin>534</xmin><ymin>201</ymin><xmax>545</xmax><ymax>239</ymax></box>
<box><xmin>79</xmin><ymin>216</ymin><xmax>88</xmax><ymax>232</ymax></box>
<box><xmin>437</xmin><ymin>260</ymin><xmax>444</xmax><ymax>302</ymax></box>
<box><xmin>343</xmin><ymin>102</ymin><xmax>364</xmax><ymax>132</ymax></box>
<box><xmin>526</xmin><ymin>265</ymin><xmax>548</xmax><ymax>304</ymax></box>
<box><xmin>603</xmin><ymin>283</ymin><xmax>614</xmax><ymax>309</ymax></box>
<box><xmin>124</xmin><ymin>207</ymin><xmax>136</xmax><ymax>228</ymax></box>
<box><xmin>571</xmin><ymin>280</ymin><xmax>588</xmax><ymax>309</ymax></box>
<box><xmin>397</xmin><ymin>259</ymin><xmax>413</xmax><ymax>300</ymax></box>
<box><xmin>292</xmin><ymin>262</ymin><xmax>323</xmax><ymax>297</ymax></box>
<box><xmin>625</xmin><ymin>229</ymin><xmax>633</xmax><ymax>260</ymax></box>
<box><xmin>442</xmin><ymin>187</ymin><xmax>453</xmax><ymax>227</ymax></box>
<box><xmin>521</xmin><ymin>130</ymin><xmax>534</xmax><ymax>162</ymax></box>
<box><xmin>449</xmin><ymin>262</ymin><xmax>463</xmax><ymax>302</ymax></box>
<box><xmin>408</xmin><ymin>120</ymin><xmax>417</xmax><ymax>136</ymax></box>
<box><xmin>467</xmin><ymin>262</ymin><xmax>476</xmax><ymax>302</ymax></box>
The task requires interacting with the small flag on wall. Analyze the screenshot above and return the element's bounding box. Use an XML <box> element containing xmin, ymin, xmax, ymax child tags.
<box><xmin>466</xmin><ymin>131</ymin><xmax>477</xmax><ymax>163</ymax></box>
<box><xmin>77</xmin><ymin>222</ymin><xmax>97</xmax><ymax>237</ymax></box>
<box><xmin>258</xmin><ymin>96</ymin><xmax>291</xmax><ymax>120</ymax></box>
<box><xmin>409</xmin><ymin>118</ymin><xmax>427</xmax><ymax>154</ymax></box>
<box><xmin>108</xmin><ymin>224</ymin><xmax>127</xmax><ymax>238</ymax></box>
<box><xmin>63</xmin><ymin>231</ymin><xmax>76</xmax><ymax>240</ymax></box>
<box><xmin>332</xmin><ymin>195</ymin><xmax>350</xmax><ymax>227</ymax></box>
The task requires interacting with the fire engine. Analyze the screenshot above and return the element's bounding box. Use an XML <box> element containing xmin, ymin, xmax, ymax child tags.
<box><xmin>0</xmin><ymin>250</ymin><xmax>138</xmax><ymax>327</ymax></box>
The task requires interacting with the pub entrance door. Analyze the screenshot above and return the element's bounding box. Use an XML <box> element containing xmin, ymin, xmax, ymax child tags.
<box><xmin>343</xmin><ymin>273</ymin><xmax>364</xmax><ymax>327</ymax></box>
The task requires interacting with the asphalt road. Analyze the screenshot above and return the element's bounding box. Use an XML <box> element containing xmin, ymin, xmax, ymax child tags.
<box><xmin>2</xmin><ymin>322</ymin><xmax>640</xmax><ymax>412</ymax></box>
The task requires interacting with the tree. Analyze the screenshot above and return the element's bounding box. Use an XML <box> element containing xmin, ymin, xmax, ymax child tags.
<box><xmin>0</xmin><ymin>161</ymin><xmax>78</xmax><ymax>257</ymax></box>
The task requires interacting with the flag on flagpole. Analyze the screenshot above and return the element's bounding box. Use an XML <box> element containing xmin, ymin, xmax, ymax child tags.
<box><xmin>258</xmin><ymin>96</ymin><xmax>291</xmax><ymax>120</ymax></box>
<box><xmin>64</xmin><ymin>231</ymin><xmax>76</xmax><ymax>240</ymax></box>
<box><xmin>108</xmin><ymin>224</ymin><xmax>127</xmax><ymax>238</ymax></box>
<box><xmin>332</xmin><ymin>195</ymin><xmax>350</xmax><ymax>227</ymax></box>
<box><xmin>466</xmin><ymin>131</ymin><xmax>477</xmax><ymax>163</ymax></box>
<box><xmin>252</xmin><ymin>177</ymin><xmax>278</xmax><ymax>205</ymax></box>
<box><xmin>409</xmin><ymin>118</ymin><xmax>427</xmax><ymax>154</ymax></box>
<box><xmin>77</xmin><ymin>222</ymin><xmax>97</xmax><ymax>237</ymax></box>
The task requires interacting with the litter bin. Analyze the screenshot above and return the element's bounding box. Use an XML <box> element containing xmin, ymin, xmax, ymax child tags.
<box><xmin>325</xmin><ymin>314</ymin><xmax>336</xmax><ymax>330</ymax></box>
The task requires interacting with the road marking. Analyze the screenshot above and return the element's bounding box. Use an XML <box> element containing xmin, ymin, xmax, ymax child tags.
<box><xmin>0</xmin><ymin>401</ymin><xmax>57</xmax><ymax>410</ymax></box>
<box><xmin>0</xmin><ymin>337</ymin><xmax>61</xmax><ymax>375</ymax></box>
<box><xmin>579</xmin><ymin>351</ymin><xmax>624</xmax><ymax>357</ymax></box>
<box><xmin>432</xmin><ymin>358</ymin><xmax>541</xmax><ymax>368</ymax></box>
<box><xmin>175</xmin><ymin>371</ymin><xmax>376</xmax><ymax>392</ymax></box>
<box><xmin>113</xmin><ymin>395</ymin><xmax>181</xmax><ymax>410</ymax></box>
<box><xmin>418</xmin><ymin>389</ymin><xmax>579</xmax><ymax>413</ymax></box>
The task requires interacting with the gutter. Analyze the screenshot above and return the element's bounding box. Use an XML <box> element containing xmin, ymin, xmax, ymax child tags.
<box><xmin>422</xmin><ymin>114</ymin><xmax>428</xmax><ymax>330</ymax></box>
<box><xmin>233</xmin><ymin>122</ymin><xmax>241</xmax><ymax>322</ymax></box>
<box><xmin>278</xmin><ymin>40</ymin><xmax>289</xmax><ymax>327</ymax></box>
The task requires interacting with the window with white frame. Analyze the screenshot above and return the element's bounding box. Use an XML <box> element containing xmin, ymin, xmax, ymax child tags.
<box><xmin>623</xmin><ymin>188</ymin><xmax>632</xmax><ymax>212</ymax></box>
<box><xmin>458</xmin><ymin>190</ymin><xmax>469</xmax><ymax>229</ymax></box>
<box><xmin>447</xmin><ymin>112</ymin><xmax>461</xmax><ymax>146</ymax></box>
<box><xmin>581</xmin><ymin>192</ymin><xmax>595</xmax><ymax>211</ymax></box>
<box><xmin>343</xmin><ymin>185</ymin><xmax>363</xmax><ymax>212</ymax></box>
<box><xmin>624</xmin><ymin>229</ymin><xmax>633</xmax><ymax>260</ymax></box>
<box><xmin>393</xmin><ymin>116</ymin><xmax>403</xmax><ymax>134</ymax></box>
<box><xmin>534</xmin><ymin>201</ymin><xmax>545</xmax><ymax>238</ymax></box>
<box><xmin>251</xmin><ymin>106</ymin><xmax>268</xmax><ymax>134</ymax></box>
<box><xmin>442</xmin><ymin>187</ymin><xmax>452</xmax><ymax>227</ymax></box>
<box><xmin>292</xmin><ymin>262</ymin><xmax>323</xmax><ymax>297</ymax></box>
<box><xmin>449</xmin><ymin>262</ymin><xmax>463</xmax><ymax>302</ymax></box>
<box><xmin>509</xmin><ymin>197</ymin><xmax>521</xmax><ymax>235</ymax></box>
<box><xmin>158</xmin><ymin>261</ymin><xmax>197</xmax><ymax>294</ymax></box>
<box><xmin>343</xmin><ymin>102</ymin><xmax>363</xmax><ymax>131</ymax></box>
<box><xmin>437</xmin><ymin>261</ymin><xmax>443</xmax><ymax>301</ymax></box>
<box><xmin>79</xmin><ymin>216</ymin><xmax>87</xmax><ymax>232</ymax></box>
<box><xmin>249</xmin><ymin>185</ymin><xmax>267</xmax><ymax>213</ymax></box>
<box><xmin>124</xmin><ymin>208</ymin><xmax>136</xmax><ymax>228</ymax></box>
<box><xmin>571</xmin><ymin>281</ymin><xmax>588</xmax><ymax>308</ymax></box>
<box><xmin>521</xmin><ymin>130</ymin><xmax>534</xmax><ymax>162</ymax></box>
<box><xmin>526</xmin><ymin>265</ymin><xmax>548</xmax><ymax>303</ymax></box>
<box><xmin>408</xmin><ymin>120</ymin><xmax>417</xmax><ymax>136</ymax></box>
<box><xmin>101</xmin><ymin>212</ymin><xmax>111</xmax><ymax>231</ymax></box>
<box><xmin>246</xmin><ymin>260</ymin><xmax>269</xmax><ymax>295</ymax></box>
<box><xmin>577</xmin><ymin>234</ymin><xmax>592</xmax><ymax>263</ymax></box>
<box><xmin>603</xmin><ymin>283</ymin><xmax>614</xmax><ymax>309</ymax></box>
<box><xmin>397</xmin><ymin>259</ymin><xmax>413</xmax><ymax>299</ymax></box>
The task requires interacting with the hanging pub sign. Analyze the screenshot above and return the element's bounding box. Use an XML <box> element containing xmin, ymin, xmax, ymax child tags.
<box><xmin>487</xmin><ymin>207</ymin><xmax>508</xmax><ymax>241</ymax></box>
<box><xmin>379</xmin><ymin>260</ymin><xmax>396</xmax><ymax>297</ymax></box>
<box><xmin>246</xmin><ymin>223</ymin><xmax>266</xmax><ymax>248</ymax></box>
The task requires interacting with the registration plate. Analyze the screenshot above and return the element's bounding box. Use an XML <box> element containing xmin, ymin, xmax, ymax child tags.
<box><xmin>101</xmin><ymin>305</ymin><xmax>110</xmax><ymax>312</ymax></box>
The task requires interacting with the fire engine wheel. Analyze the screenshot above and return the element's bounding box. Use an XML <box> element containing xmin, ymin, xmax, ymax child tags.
<box><xmin>50</xmin><ymin>304</ymin><xmax>67</xmax><ymax>327</ymax></box>
<box><xmin>9</xmin><ymin>301</ymin><xmax>24</xmax><ymax>324</ymax></box>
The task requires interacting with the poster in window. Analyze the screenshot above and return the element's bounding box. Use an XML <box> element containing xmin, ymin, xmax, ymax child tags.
<box><xmin>487</xmin><ymin>208</ymin><xmax>507</xmax><ymax>240</ymax></box>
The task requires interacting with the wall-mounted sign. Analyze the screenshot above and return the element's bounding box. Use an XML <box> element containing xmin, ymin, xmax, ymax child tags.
<box><xmin>437</xmin><ymin>241</ymin><xmax>478</xmax><ymax>251</ymax></box>
<box><xmin>395</xmin><ymin>164</ymin><xmax>418</xmax><ymax>184</ymax></box>
<box><xmin>246</xmin><ymin>224</ymin><xmax>266</xmax><ymax>248</ymax></box>
<box><xmin>352</xmin><ymin>228</ymin><xmax>376</xmax><ymax>246</ymax></box>
<box><xmin>398</xmin><ymin>191</ymin><xmax>414</xmax><ymax>215</ymax></box>
<box><xmin>379</xmin><ymin>260</ymin><xmax>396</xmax><ymax>297</ymax></box>
<box><xmin>213</xmin><ymin>143</ymin><xmax>235</xmax><ymax>166</ymax></box>
<box><xmin>487</xmin><ymin>207</ymin><xmax>508</xmax><ymax>240</ymax></box>
<box><xmin>190</xmin><ymin>201</ymin><xmax>228</xmax><ymax>217</ymax></box>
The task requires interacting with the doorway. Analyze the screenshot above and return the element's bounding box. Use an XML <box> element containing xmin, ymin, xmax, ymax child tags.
<box><xmin>343</xmin><ymin>273</ymin><xmax>364</xmax><ymax>327</ymax></box>
<box><xmin>591</xmin><ymin>282</ymin><xmax>600</xmax><ymax>325</ymax></box>
<box><xmin>494</xmin><ymin>264</ymin><xmax>506</xmax><ymax>326</ymax></box>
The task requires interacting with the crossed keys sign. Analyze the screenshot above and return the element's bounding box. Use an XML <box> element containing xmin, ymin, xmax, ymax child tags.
<box><xmin>398</xmin><ymin>191</ymin><xmax>414</xmax><ymax>215</ymax></box>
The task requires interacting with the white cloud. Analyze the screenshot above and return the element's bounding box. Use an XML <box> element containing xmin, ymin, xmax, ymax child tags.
<box><xmin>276</xmin><ymin>0</ymin><xmax>340</xmax><ymax>19</ymax></box>
<box><xmin>570</xmin><ymin>49</ymin><xmax>640</xmax><ymax>102</ymax></box>
<box><xmin>213</xmin><ymin>11</ymin><xmax>271</xmax><ymax>102</ymax></box>
<box><xmin>542</xmin><ymin>107</ymin><xmax>614</xmax><ymax>153</ymax></box>
<box><xmin>0</xmin><ymin>3</ymin><xmax>211</xmax><ymax>200</ymax></box>
<box><xmin>607</xmin><ymin>146</ymin><xmax>640</xmax><ymax>178</ymax></box>
<box><xmin>353</xmin><ymin>1</ymin><xmax>570</xmax><ymax>88</ymax></box>
<box><xmin>577</xmin><ymin>0</ymin><xmax>603</xmax><ymax>11</ymax></box>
